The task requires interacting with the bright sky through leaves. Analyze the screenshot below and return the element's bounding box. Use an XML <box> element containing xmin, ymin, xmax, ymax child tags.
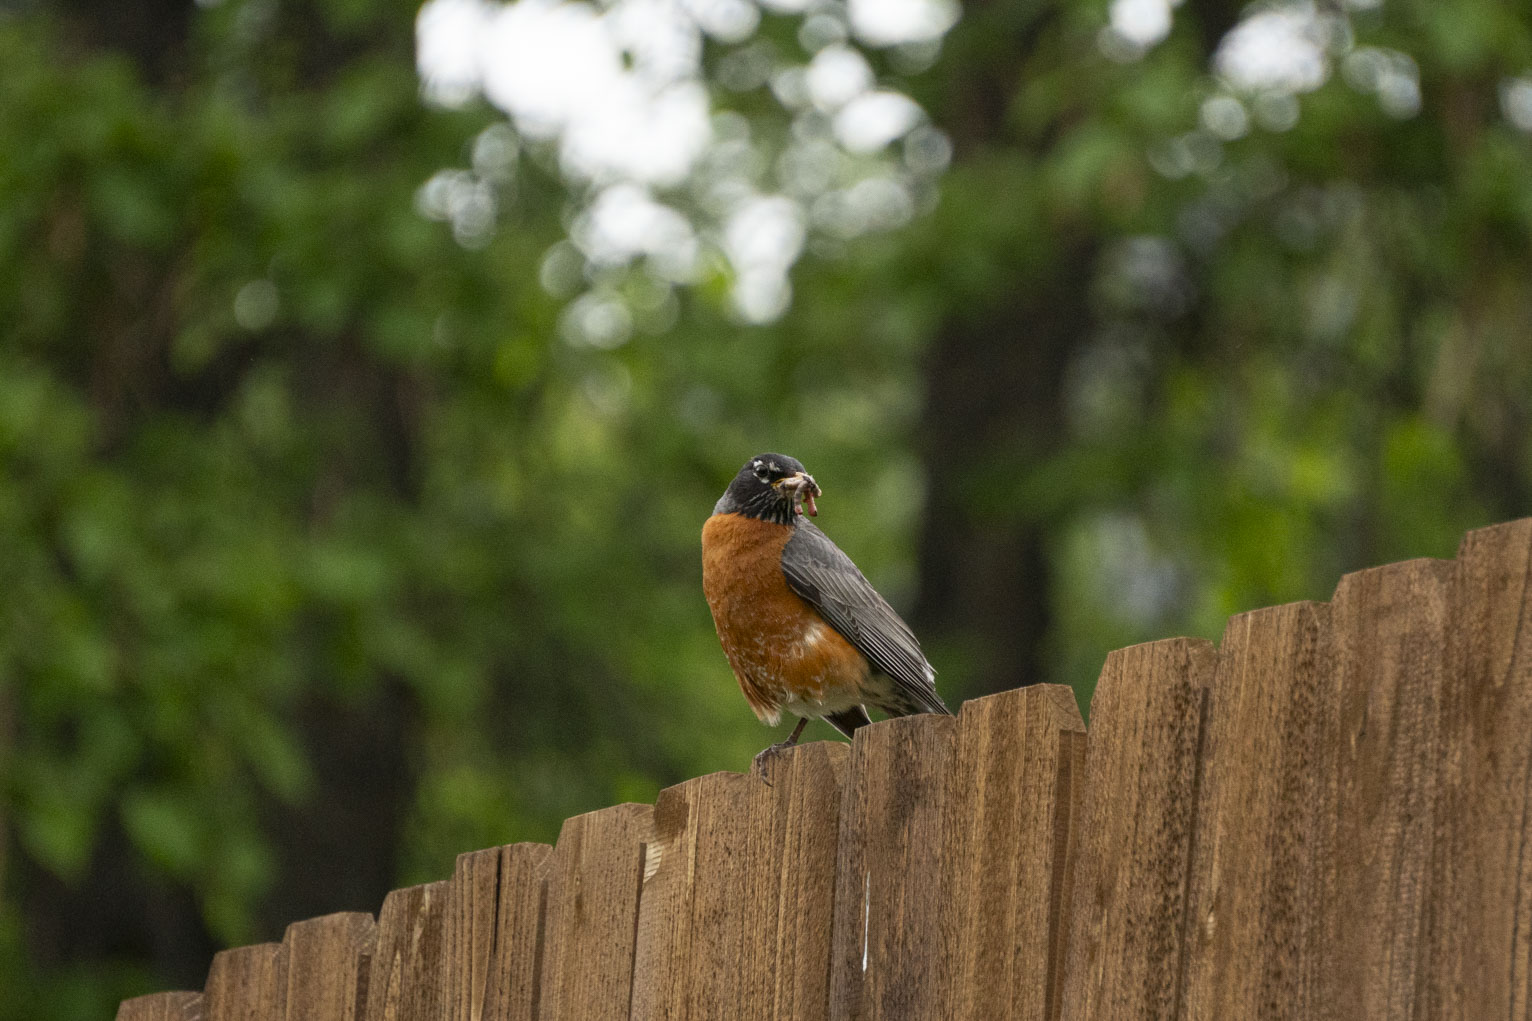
<box><xmin>416</xmin><ymin>0</ymin><xmax>956</xmax><ymax>331</ymax></box>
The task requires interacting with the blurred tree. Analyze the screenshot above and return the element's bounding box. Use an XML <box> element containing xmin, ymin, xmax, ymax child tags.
<box><xmin>0</xmin><ymin>1</ymin><xmax>935</xmax><ymax>1015</ymax></box>
<box><xmin>2</xmin><ymin>0</ymin><xmax>1531</xmax><ymax>1018</ymax></box>
<box><xmin>0</xmin><ymin>1</ymin><xmax>516</xmax><ymax>1011</ymax></box>
<box><xmin>895</xmin><ymin>0</ymin><xmax>1532</xmax><ymax>696</ymax></box>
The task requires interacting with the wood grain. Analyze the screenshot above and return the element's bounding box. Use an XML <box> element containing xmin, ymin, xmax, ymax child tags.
<box><xmin>829</xmin><ymin>711</ymin><xmax>960</xmax><ymax>1020</ymax></box>
<box><xmin>941</xmin><ymin>684</ymin><xmax>1086</xmax><ymax>1021</ymax></box>
<box><xmin>204</xmin><ymin>942</ymin><xmax>284</xmax><ymax>1021</ymax></box>
<box><xmin>116</xmin><ymin>991</ymin><xmax>202</xmax><ymax>1021</ymax></box>
<box><xmin>1178</xmin><ymin>601</ymin><xmax>1335</xmax><ymax>1020</ymax></box>
<box><xmin>826</xmin><ymin>692</ymin><xmax>1086</xmax><ymax>1021</ymax></box>
<box><xmin>1049</xmin><ymin>724</ymin><xmax>1088</xmax><ymax>1021</ymax></box>
<box><xmin>535</xmin><ymin>802</ymin><xmax>652</xmax><ymax>1021</ymax></box>
<box><xmin>483</xmin><ymin>843</ymin><xmax>555</xmax><ymax>1021</ymax></box>
<box><xmin>1323</xmin><ymin>558</ymin><xmax>1454</xmax><ymax>1019</ymax></box>
<box><xmin>444</xmin><ymin>843</ymin><xmax>553</xmax><ymax>1021</ymax></box>
<box><xmin>281</xmin><ymin>912</ymin><xmax>376</xmax><ymax>1021</ymax></box>
<box><xmin>1058</xmin><ymin>637</ymin><xmax>1215</xmax><ymax>1021</ymax></box>
<box><xmin>629</xmin><ymin>740</ymin><xmax>848</xmax><ymax>1020</ymax></box>
<box><xmin>446</xmin><ymin>846</ymin><xmax>498</xmax><ymax>1021</ymax></box>
<box><xmin>1420</xmin><ymin>520</ymin><xmax>1532</xmax><ymax>1019</ymax></box>
<box><xmin>363</xmin><ymin>881</ymin><xmax>448</xmax><ymax>1021</ymax></box>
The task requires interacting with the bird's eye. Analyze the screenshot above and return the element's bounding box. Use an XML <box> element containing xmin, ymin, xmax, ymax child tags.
<box><xmin>752</xmin><ymin>461</ymin><xmax>769</xmax><ymax>479</ymax></box>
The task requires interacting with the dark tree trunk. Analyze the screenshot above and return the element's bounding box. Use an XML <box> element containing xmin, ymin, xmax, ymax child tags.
<box><xmin>912</xmin><ymin>250</ymin><xmax>1092</xmax><ymax>695</ymax></box>
<box><xmin>908</xmin><ymin>0</ymin><xmax>1095</xmax><ymax>696</ymax></box>
<box><xmin>54</xmin><ymin>0</ymin><xmax>197</xmax><ymax>84</ymax></box>
<box><xmin>257</xmin><ymin>683</ymin><xmax>418</xmax><ymax>938</ymax></box>
<box><xmin>909</xmin><ymin>0</ymin><xmax>1243</xmax><ymax>698</ymax></box>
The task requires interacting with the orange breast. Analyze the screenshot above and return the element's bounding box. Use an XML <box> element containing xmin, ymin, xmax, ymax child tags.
<box><xmin>701</xmin><ymin>512</ymin><xmax>869</xmax><ymax>724</ymax></box>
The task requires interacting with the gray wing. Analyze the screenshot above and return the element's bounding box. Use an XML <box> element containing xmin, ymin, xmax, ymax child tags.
<box><xmin>780</xmin><ymin>521</ymin><xmax>949</xmax><ymax>717</ymax></box>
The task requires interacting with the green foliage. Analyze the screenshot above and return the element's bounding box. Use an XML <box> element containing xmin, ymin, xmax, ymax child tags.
<box><xmin>3</xmin><ymin>0</ymin><xmax>1532</xmax><ymax>1018</ymax></box>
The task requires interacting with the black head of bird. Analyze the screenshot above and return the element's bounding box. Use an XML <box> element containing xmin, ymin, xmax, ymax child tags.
<box><xmin>713</xmin><ymin>453</ymin><xmax>821</xmax><ymax>525</ymax></box>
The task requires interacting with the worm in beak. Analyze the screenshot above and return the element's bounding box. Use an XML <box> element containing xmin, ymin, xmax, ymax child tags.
<box><xmin>777</xmin><ymin>471</ymin><xmax>820</xmax><ymax>517</ymax></box>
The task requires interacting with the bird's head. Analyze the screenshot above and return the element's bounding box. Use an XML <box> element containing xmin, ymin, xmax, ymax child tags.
<box><xmin>714</xmin><ymin>453</ymin><xmax>821</xmax><ymax>524</ymax></box>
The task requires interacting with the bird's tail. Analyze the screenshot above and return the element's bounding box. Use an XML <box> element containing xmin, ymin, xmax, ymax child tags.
<box><xmin>823</xmin><ymin>705</ymin><xmax>872</xmax><ymax>737</ymax></box>
<box><xmin>889</xmin><ymin>684</ymin><xmax>952</xmax><ymax>718</ymax></box>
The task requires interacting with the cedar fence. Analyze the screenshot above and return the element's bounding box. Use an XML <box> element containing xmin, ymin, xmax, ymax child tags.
<box><xmin>118</xmin><ymin>518</ymin><xmax>1532</xmax><ymax>1020</ymax></box>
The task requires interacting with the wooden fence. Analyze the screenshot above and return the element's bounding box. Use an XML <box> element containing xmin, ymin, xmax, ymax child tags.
<box><xmin>118</xmin><ymin>518</ymin><xmax>1532</xmax><ymax>1020</ymax></box>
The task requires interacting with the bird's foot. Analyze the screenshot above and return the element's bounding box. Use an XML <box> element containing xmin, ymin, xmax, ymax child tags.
<box><xmin>752</xmin><ymin>740</ymin><xmax>795</xmax><ymax>782</ymax></box>
<box><xmin>752</xmin><ymin>717</ymin><xmax>810</xmax><ymax>786</ymax></box>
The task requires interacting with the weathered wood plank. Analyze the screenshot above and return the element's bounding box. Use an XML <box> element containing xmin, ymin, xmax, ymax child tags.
<box><xmin>629</xmin><ymin>741</ymin><xmax>847</xmax><ymax>1020</ymax></box>
<box><xmin>116</xmin><ymin>991</ymin><xmax>202</xmax><ymax>1021</ymax></box>
<box><xmin>281</xmin><ymin>912</ymin><xmax>376</xmax><ymax>1021</ymax></box>
<box><xmin>535</xmin><ymin>803</ymin><xmax>652</xmax><ymax>1021</ymax></box>
<box><xmin>1050</xmin><ymin>725</ymin><xmax>1088</xmax><ymax>1021</ymax></box>
<box><xmin>204</xmin><ymin>942</ymin><xmax>284</xmax><ymax>1021</ymax></box>
<box><xmin>941</xmin><ymin>684</ymin><xmax>1086</xmax><ymax>1021</ymax></box>
<box><xmin>829</xmin><ymin>711</ymin><xmax>960</xmax><ymax>1020</ymax></box>
<box><xmin>362</xmin><ymin>881</ymin><xmax>448</xmax><ymax>1021</ymax></box>
<box><xmin>445</xmin><ymin>846</ymin><xmax>499</xmax><ymax>1021</ymax></box>
<box><xmin>750</xmin><ymin>742</ymin><xmax>849</xmax><ymax>1016</ymax></box>
<box><xmin>1419</xmin><ymin>520</ymin><xmax>1532</xmax><ymax>1019</ymax></box>
<box><xmin>444</xmin><ymin>843</ymin><xmax>552</xmax><ymax>1021</ymax></box>
<box><xmin>1178</xmin><ymin>601</ymin><xmax>1336</xmax><ymax>1020</ymax></box>
<box><xmin>1321</xmin><ymin>558</ymin><xmax>1454</xmax><ymax>1019</ymax></box>
<box><xmin>626</xmin><ymin>774</ymin><xmax>719</xmax><ymax>1020</ymax></box>
<box><xmin>1058</xmin><ymin>637</ymin><xmax>1215</xmax><ymax>1020</ymax></box>
<box><xmin>480</xmin><ymin>843</ymin><xmax>554</xmax><ymax>1021</ymax></box>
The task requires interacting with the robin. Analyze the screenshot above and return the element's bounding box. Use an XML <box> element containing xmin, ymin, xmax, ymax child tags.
<box><xmin>701</xmin><ymin>453</ymin><xmax>950</xmax><ymax>767</ymax></box>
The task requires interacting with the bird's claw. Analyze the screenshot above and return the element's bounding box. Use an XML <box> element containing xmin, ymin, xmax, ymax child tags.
<box><xmin>752</xmin><ymin>740</ymin><xmax>795</xmax><ymax>785</ymax></box>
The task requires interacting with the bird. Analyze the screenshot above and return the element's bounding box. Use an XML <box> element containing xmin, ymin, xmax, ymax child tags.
<box><xmin>701</xmin><ymin>453</ymin><xmax>949</xmax><ymax>769</ymax></box>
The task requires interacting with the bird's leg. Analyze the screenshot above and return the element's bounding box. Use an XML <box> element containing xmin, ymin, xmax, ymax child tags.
<box><xmin>781</xmin><ymin>716</ymin><xmax>810</xmax><ymax>747</ymax></box>
<box><xmin>752</xmin><ymin>717</ymin><xmax>810</xmax><ymax>780</ymax></box>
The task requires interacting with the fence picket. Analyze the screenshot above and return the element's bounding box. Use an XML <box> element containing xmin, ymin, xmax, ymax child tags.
<box><xmin>486</xmin><ymin>843</ymin><xmax>555</xmax><ymax>1021</ymax></box>
<box><xmin>1323</xmin><ymin>559</ymin><xmax>1454</xmax><ymax>1019</ymax></box>
<box><xmin>443</xmin><ymin>843</ymin><xmax>552</xmax><ymax>1021</ymax></box>
<box><xmin>829</xmin><ymin>711</ymin><xmax>961</xmax><ymax>1019</ymax></box>
<box><xmin>1421</xmin><ymin>520</ymin><xmax>1532</xmax><ymax>1018</ymax></box>
<box><xmin>362</xmin><ymin>881</ymin><xmax>448</xmax><ymax>1021</ymax></box>
<box><xmin>1058</xmin><ymin>637</ymin><xmax>1216</xmax><ymax>1020</ymax></box>
<box><xmin>204</xmin><ymin>942</ymin><xmax>284</xmax><ymax>1021</ymax></box>
<box><xmin>1178</xmin><ymin>601</ymin><xmax>1336</xmax><ymax>1020</ymax></box>
<box><xmin>940</xmin><ymin>684</ymin><xmax>1086</xmax><ymax>1021</ymax></box>
<box><xmin>535</xmin><ymin>803</ymin><xmax>651</xmax><ymax>1021</ymax></box>
<box><xmin>630</xmin><ymin>741</ymin><xmax>847</xmax><ymax>1020</ymax></box>
<box><xmin>280</xmin><ymin>912</ymin><xmax>375</xmax><ymax>1021</ymax></box>
<box><xmin>446</xmin><ymin>846</ymin><xmax>499</xmax><ymax>1021</ymax></box>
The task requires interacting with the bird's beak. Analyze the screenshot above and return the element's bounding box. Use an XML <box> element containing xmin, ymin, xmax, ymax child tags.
<box><xmin>775</xmin><ymin>471</ymin><xmax>821</xmax><ymax>517</ymax></box>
